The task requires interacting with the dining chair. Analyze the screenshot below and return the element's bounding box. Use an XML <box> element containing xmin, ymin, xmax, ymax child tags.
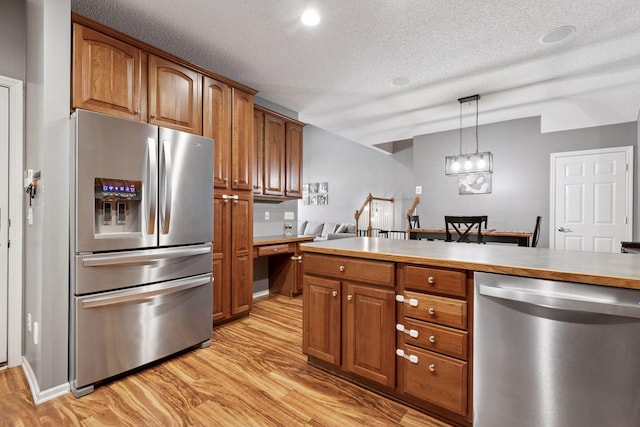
<box><xmin>408</xmin><ymin>215</ymin><xmax>420</xmax><ymax>229</ymax></box>
<box><xmin>445</xmin><ymin>215</ymin><xmax>488</xmax><ymax>243</ymax></box>
<box><xmin>531</xmin><ymin>216</ymin><xmax>542</xmax><ymax>247</ymax></box>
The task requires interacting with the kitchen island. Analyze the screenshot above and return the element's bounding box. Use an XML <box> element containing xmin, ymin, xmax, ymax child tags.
<box><xmin>299</xmin><ymin>237</ymin><xmax>640</xmax><ymax>427</ymax></box>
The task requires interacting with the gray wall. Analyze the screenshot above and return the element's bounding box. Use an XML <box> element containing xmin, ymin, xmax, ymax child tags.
<box><xmin>0</xmin><ymin>0</ymin><xmax>26</xmax><ymax>80</ymax></box>
<box><xmin>413</xmin><ymin>116</ymin><xmax>637</xmax><ymax>248</ymax></box>
<box><xmin>24</xmin><ymin>0</ymin><xmax>71</xmax><ymax>394</ymax></box>
<box><xmin>298</xmin><ymin>125</ymin><xmax>414</xmax><ymax>231</ymax></box>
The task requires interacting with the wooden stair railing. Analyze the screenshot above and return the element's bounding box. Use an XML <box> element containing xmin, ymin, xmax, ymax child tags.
<box><xmin>354</xmin><ymin>193</ymin><xmax>394</xmax><ymax>237</ymax></box>
<box><xmin>406</xmin><ymin>196</ymin><xmax>420</xmax><ymax>231</ymax></box>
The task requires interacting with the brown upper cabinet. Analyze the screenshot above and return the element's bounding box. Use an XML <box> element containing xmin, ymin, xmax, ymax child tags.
<box><xmin>148</xmin><ymin>54</ymin><xmax>202</xmax><ymax>135</ymax></box>
<box><xmin>204</xmin><ymin>78</ymin><xmax>254</xmax><ymax>191</ymax></box>
<box><xmin>253</xmin><ymin>106</ymin><xmax>305</xmax><ymax>200</ymax></box>
<box><xmin>71</xmin><ymin>15</ymin><xmax>257</xmax><ymax>139</ymax></box>
<box><xmin>72</xmin><ymin>23</ymin><xmax>146</xmax><ymax>121</ymax></box>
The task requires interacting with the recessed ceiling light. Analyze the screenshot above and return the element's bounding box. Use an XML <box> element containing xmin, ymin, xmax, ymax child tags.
<box><xmin>392</xmin><ymin>77</ymin><xmax>410</xmax><ymax>86</ymax></box>
<box><xmin>539</xmin><ymin>26</ymin><xmax>576</xmax><ymax>44</ymax></box>
<box><xmin>301</xmin><ymin>9</ymin><xmax>320</xmax><ymax>26</ymax></box>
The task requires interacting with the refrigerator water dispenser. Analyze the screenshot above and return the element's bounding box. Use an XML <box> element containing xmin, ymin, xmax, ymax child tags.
<box><xmin>94</xmin><ymin>178</ymin><xmax>141</xmax><ymax>235</ymax></box>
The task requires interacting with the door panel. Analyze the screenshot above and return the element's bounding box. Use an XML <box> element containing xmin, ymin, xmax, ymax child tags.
<box><xmin>0</xmin><ymin>85</ymin><xmax>8</xmax><ymax>364</ymax></box>
<box><xmin>158</xmin><ymin>127</ymin><xmax>213</xmax><ymax>247</ymax></box>
<box><xmin>552</xmin><ymin>147</ymin><xmax>632</xmax><ymax>252</ymax></box>
<box><xmin>231</xmin><ymin>88</ymin><xmax>253</xmax><ymax>191</ymax></box>
<box><xmin>230</xmin><ymin>193</ymin><xmax>253</xmax><ymax>315</ymax></box>
<box><xmin>203</xmin><ymin>77</ymin><xmax>231</xmax><ymax>190</ymax></box>
<box><xmin>302</xmin><ymin>275</ymin><xmax>341</xmax><ymax>365</ymax></box>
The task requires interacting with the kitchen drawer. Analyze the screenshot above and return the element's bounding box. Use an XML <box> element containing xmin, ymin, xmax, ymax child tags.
<box><xmin>401</xmin><ymin>291</ymin><xmax>467</xmax><ymax>329</ymax></box>
<box><xmin>397</xmin><ymin>317</ymin><xmax>468</xmax><ymax>360</ymax></box>
<box><xmin>401</xmin><ymin>264</ymin><xmax>466</xmax><ymax>297</ymax></box>
<box><xmin>398</xmin><ymin>344</ymin><xmax>468</xmax><ymax>416</ymax></box>
<box><xmin>256</xmin><ymin>243</ymin><xmax>294</xmax><ymax>257</ymax></box>
<box><xmin>304</xmin><ymin>253</ymin><xmax>394</xmax><ymax>287</ymax></box>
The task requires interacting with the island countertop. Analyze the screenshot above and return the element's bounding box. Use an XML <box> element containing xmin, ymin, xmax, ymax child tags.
<box><xmin>253</xmin><ymin>234</ymin><xmax>315</xmax><ymax>246</ymax></box>
<box><xmin>299</xmin><ymin>237</ymin><xmax>640</xmax><ymax>290</ymax></box>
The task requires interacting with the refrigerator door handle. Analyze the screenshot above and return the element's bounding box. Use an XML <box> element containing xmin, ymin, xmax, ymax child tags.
<box><xmin>81</xmin><ymin>245</ymin><xmax>212</xmax><ymax>267</ymax></box>
<box><xmin>80</xmin><ymin>275</ymin><xmax>211</xmax><ymax>309</ymax></box>
<box><xmin>147</xmin><ymin>137</ymin><xmax>157</xmax><ymax>234</ymax></box>
<box><xmin>479</xmin><ymin>283</ymin><xmax>640</xmax><ymax>318</ymax></box>
<box><xmin>160</xmin><ymin>139</ymin><xmax>172</xmax><ymax>234</ymax></box>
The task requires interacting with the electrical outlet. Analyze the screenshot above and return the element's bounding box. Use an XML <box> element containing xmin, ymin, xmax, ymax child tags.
<box><xmin>265</xmin><ymin>211</ymin><xmax>269</xmax><ymax>220</ymax></box>
<box><xmin>27</xmin><ymin>313</ymin><xmax>32</xmax><ymax>332</ymax></box>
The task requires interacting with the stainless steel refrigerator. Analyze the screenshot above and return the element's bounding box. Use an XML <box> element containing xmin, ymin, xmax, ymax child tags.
<box><xmin>69</xmin><ymin>109</ymin><xmax>213</xmax><ymax>397</ymax></box>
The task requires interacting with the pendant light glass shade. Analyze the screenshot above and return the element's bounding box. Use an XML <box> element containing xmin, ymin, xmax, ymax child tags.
<box><xmin>445</xmin><ymin>95</ymin><xmax>493</xmax><ymax>176</ymax></box>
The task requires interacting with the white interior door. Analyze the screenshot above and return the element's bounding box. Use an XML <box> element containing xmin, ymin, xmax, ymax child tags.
<box><xmin>550</xmin><ymin>147</ymin><xmax>633</xmax><ymax>252</ymax></box>
<box><xmin>0</xmin><ymin>85</ymin><xmax>9</xmax><ymax>365</ymax></box>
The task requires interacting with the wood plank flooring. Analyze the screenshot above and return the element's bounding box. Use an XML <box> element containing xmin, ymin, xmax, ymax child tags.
<box><xmin>0</xmin><ymin>295</ymin><xmax>452</xmax><ymax>426</ymax></box>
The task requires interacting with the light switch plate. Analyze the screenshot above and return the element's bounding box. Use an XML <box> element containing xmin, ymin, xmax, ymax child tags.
<box><xmin>415</xmin><ymin>186</ymin><xmax>422</xmax><ymax>194</ymax></box>
<box><xmin>265</xmin><ymin>211</ymin><xmax>269</xmax><ymax>220</ymax></box>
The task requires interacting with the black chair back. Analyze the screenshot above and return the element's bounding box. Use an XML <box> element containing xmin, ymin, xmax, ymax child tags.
<box><xmin>408</xmin><ymin>215</ymin><xmax>420</xmax><ymax>229</ymax></box>
<box><xmin>531</xmin><ymin>216</ymin><xmax>542</xmax><ymax>247</ymax></box>
<box><xmin>445</xmin><ymin>215</ymin><xmax>488</xmax><ymax>243</ymax></box>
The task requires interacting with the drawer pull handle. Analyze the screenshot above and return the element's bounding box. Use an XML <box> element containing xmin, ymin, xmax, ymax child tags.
<box><xmin>339</xmin><ymin>265</ymin><xmax>345</xmax><ymax>272</ymax></box>
<box><xmin>427</xmin><ymin>276</ymin><xmax>435</xmax><ymax>284</ymax></box>
<box><xmin>396</xmin><ymin>324</ymin><xmax>419</xmax><ymax>338</ymax></box>
<box><xmin>395</xmin><ymin>295</ymin><xmax>419</xmax><ymax>307</ymax></box>
<box><xmin>428</xmin><ymin>364</ymin><xmax>436</xmax><ymax>372</ymax></box>
<box><xmin>396</xmin><ymin>349</ymin><xmax>419</xmax><ymax>364</ymax></box>
<box><xmin>428</xmin><ymin>307</ymin><xmax>436</xmax><ymax>315</ymax></box>
<box><xmin>332</xmin><ymin>291</ymin><xmax>338</xmax><ymax>297</ymax></box>
<box><xmin>429</xmin><ymin>335</ymin><xmax>436</xmax><ymax>343</ymax></box>
<box><xmin>291</xmin><ymin>255</ymin><xmax>303</xmax><ymax>261</ymax></box>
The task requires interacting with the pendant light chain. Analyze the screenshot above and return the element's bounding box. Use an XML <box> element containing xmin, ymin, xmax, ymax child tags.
<box><xmin>475</xmin><ymin>97</ymin><xmax>479</xmax><ymax>154</ymax></box>
<box><xmin>459</xmin><ymin>101</ymin><xmax>463</xmax><ymax>155</ymax></box>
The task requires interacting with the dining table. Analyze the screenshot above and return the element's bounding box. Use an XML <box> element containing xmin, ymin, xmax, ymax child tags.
<box><xmin>408</xmin><ymin>227</ymin><xmax>533</xmax><ymax>246</ymax></box>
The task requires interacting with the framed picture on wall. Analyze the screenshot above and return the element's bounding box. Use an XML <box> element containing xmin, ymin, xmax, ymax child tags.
<box><xmin>458</xmin><ymin>173</ymin><xmax>492</xmax><ymax>195</ymax></box>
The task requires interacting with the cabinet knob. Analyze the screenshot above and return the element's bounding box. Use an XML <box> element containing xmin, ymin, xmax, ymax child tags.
<box><xmin>332</xmin><ymin>290</ymin><xmax>338</xmax><ymax>297</ymax></box>
<box><xmin>234</xmin><ymin>179</ymin><xmax>239</xmax><ymax>184</ymax></box>
<box><xmin>427</xmin><ymin>276</ymin><xmax>435</xmax><ymax>284</ymax></box>
<box><xmin>428</xmin><ymin>364</ymin><xmax>436</xmax><ymax>372</ymax></box>
<box><xmin>339</xmin><ymin>265</ymin><xmax>345</xmax><ymax>272</ymax></box>
<box><xmin>347</xmin><ymin>294</ymin><xmax>353</xmax><ymax>301</ymax></box>
<box><xmin>134</xmin><ymin>109</ymin><xmax>140</xmax><ymax>115</ymax></box>
<box><xmin>224</xmin><ymin>177</ymin><xmax>228</xmax><ymax>182</ymax></box>
<box><xmin>428</xmin><ymin>307</ymin><xmax>436</xmax><ymax>315</ymax></box>
<box><xmin>429</xmin><ymin>335</ymin><xmax>436</xmax><ymax>343</ymax></box>
<box><xmin>150</xmin><ymin>113</ymin><xmax>157</xmax><ymax>119</ymax></box>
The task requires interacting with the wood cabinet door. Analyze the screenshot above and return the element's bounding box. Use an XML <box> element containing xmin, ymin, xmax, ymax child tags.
<box><xmin>203</xmin><ymin>77</ymin><xmax>231</xmax><ymax>190</ymax></box>
<box><xmin>303</xmin><ymin>275</ymin><xmax>341</xmax><ymax>365</ymax></box>
<box><xmin>263</xmin><ymin>113</ymin><xmax>286</xmax><ymax>196</ymax></box>
<box><xmin>72</xmin><ymin>23</ymin><xmax>145</xmax><ymax>120</ymax></box>
<box><xmin>230</xmin><ymin>88</ymin><xmax>254</xmax><ymax>191</ymax></box>
<box><xmin>212</xmin><ymin>194</ymin><xmax>230</xmax><ymax>322</ymax></box>
<box><xmin>230</xmin><ymin>192</ymin><xmax>253</xmax><ymax>316</ymax></box>
<box><xmin>344</xmin><ymin>282</ymin><xmax>396</xmax><ymax>387</ymax></box>
<box><xmin>252</xmin><ymin>109</ymin><xmax>264</xmax><ymax>194</ymax></box>
<box><xmin>285</xmin><ymin>122</ymin><xmax>303</xmax><ymax>198</ymax></box>
<box><xmin>148</xmin><ymin>54</ymin><xmax>202</xmax><ymax>134</ymax></box>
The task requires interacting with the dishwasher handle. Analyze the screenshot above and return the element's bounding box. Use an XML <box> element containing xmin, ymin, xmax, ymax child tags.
<box><xmin>479</xmin><ymin>283</ymin><xmax>640</xmax><ymax>319</ymax></box>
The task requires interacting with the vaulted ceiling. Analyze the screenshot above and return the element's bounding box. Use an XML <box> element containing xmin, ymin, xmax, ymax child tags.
<box><xmin>71</xmin><ymin>0</ymin><xmax>640</xmax><ymax>148</ymax></box>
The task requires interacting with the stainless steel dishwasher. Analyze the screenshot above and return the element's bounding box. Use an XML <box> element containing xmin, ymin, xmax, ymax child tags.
<box><xmin>474</xmin><ymin>272</ymin><xmax>640</xmax><ymax>427</ymax></box>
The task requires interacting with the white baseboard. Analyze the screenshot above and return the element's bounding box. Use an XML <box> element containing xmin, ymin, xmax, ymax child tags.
<box><xmin>22</xmin><ymin>357</ymin><xmax>70</xmax><ymax>404</ymax></box>
<box><xmin>253</xmin><ymin>289</ymin><xmax>270</xmax><ymax>299</ymax></box>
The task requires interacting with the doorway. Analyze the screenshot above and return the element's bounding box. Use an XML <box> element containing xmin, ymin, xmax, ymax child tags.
<box><xmin>0</xmin><ymin>75</ymin><xmax>24</xmax><ymax>368</ymax></box>
<box><xmin>550</xmin><ymin>146</ymin><xmax>633</xmax><ymax>252</ymax></box>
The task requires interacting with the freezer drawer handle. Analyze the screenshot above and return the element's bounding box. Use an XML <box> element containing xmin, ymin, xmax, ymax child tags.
<box><xmin>396</xmin><ymin>349</ymin><xmax>419</xmax><ymax>364</ymax></box>
<box><xmin>396</xmin><ymin>294</ymin><xmax>419</xmax><ymax>307</ymax></box>
<box><xmin>82</xmin><ymin>246</ymin><xmax>212</xmax><ymax>267</ymax></box>
<box><xmin>396</xmin><ymin>323</ymin><xmax>419</xmax><ymax>338</ymax></box>
<box><xmin>479</xmin><ymin>283</ymin><xmax>640</xmax><ymax>318</ymax></box>
<box><xmin>81</xmin><ymin>276</ymin><xmax>210</xmax><ymax>309</ymax></box>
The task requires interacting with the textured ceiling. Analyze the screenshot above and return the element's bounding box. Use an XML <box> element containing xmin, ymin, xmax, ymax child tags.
<box><xmin>71</xmin><ymin>0</ymin><xmax>640</xmax><ymax>148</ymax></box>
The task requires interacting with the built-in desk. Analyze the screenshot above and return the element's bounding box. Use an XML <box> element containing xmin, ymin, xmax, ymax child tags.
<box><xmin>253</xmin><ymin>235</ymin><xmax>315</xmax><ymax>297</ymax></box>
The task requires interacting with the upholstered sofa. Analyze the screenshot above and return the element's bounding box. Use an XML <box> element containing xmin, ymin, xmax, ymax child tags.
<box><xmin>298</xmin><ymin>220</ymin><xmax>357</xmax><ymax>241</ymax></box>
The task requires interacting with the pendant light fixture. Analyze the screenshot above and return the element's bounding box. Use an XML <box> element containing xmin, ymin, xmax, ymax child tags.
<box><xmin>445</xmin><ymin>94</ymin><xmax>493</xmax><ymax>175</ymax></box>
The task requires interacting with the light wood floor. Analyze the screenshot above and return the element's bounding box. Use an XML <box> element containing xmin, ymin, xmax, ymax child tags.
<box><xmin>0</xmin><ymin>295</ymin><xmax>452</xmax><ymax>426</ymax></box>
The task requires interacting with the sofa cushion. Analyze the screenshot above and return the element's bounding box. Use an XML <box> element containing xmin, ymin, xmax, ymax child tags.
<box><xmin>321</xmin><ymin>222</ymin><xmax>338</xmax><ymax>237</ymax></box>
<box><xmin>304</xmin><ymin>221</ymin><xmax>324</xmax><ymax>237</ymax></box>
<box><xmin>298</xmin><ymin>220</ymin><xmax>308</xmax><ymax>235</ymax></box>
<box><xmin>336</xmin><ymin>222</ymin><xmax>356</xmax><ymax>234</ymax></box>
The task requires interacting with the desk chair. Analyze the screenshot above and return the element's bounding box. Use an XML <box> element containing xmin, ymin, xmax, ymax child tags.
<box><xmin>445</xmin><ymin>215</ymin><xmax>488</xmax><ymax>243</ymax></box>
<box><xmin>531</xmin><ymin>216</ymin><xmax>542</xmax><ymax>247</ymax></box>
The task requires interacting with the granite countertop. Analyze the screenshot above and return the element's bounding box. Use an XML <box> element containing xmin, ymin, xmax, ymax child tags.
<box><xmin>253</xmin><ymin>234</ymin><xmax>316</xmax><ymax>246</ymax></box>
<box><xmin>299</xmin><ymin>237</ymin><xmax>640</xmax><ymax>290</ymax></box>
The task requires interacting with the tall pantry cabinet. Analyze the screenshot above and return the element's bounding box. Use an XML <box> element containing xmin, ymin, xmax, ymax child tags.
<box><xmin>204</xmin><ymin>77</ymin><xmax>255</xmax><ymax>324</ymax></box>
